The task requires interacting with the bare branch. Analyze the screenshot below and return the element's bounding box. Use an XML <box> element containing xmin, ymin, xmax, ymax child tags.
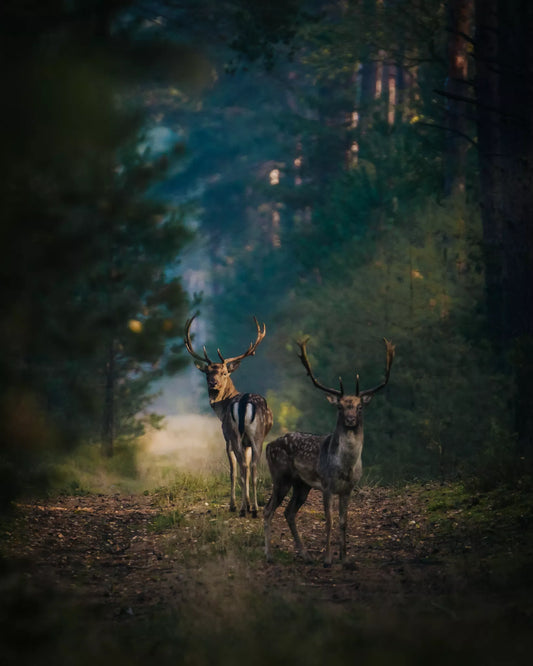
<box><xmin>416</xmin><ymin>121</ymin><xmax>478</xmax><ymax>147</ymax></box>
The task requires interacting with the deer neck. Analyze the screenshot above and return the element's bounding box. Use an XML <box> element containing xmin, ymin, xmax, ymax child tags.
<box><xmin>208</xmin><ymin>381</ymin><xmax>240</xmax><ymax>421</ymax></box>
<box><xmin>319</xmin><ymin>421</ymin><xmax>364</xmax><ymax>490</ymax></box>
<box><xmin>332</xmin><ymin>419</ymin><xmax>364</xmax><ymax>460</ymax></box>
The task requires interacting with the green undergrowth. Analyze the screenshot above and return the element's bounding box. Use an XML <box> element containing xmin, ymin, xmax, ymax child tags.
<box><xmin>424</xmin><ymin>478</ymin><xmax>533</xmax><ymax>530</ymax></box>
<box><xmin>148</xmin><ymin>471</ymin><xmax>267</xmax><ymax>564</ymax></box>
<box><xmin>39</xmin><ymin>440</ymin><xmax>144</xmax><ymax>497</ymax></box>
<box><xmin>420</xmin><ymin>479</ymin><xmax>533</xmax><ymax>599</ymax></box>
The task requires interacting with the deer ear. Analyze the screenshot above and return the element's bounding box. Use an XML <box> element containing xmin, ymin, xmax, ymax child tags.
<box><xmin>226</xmin><ymin>359</ymin><xmax>242</xmax><ymax>373</ymax></box>
<box><xmin>326</xmin><ymin>395</ymin><xmax>339</xmax><ymax>405</ymax></box>
<box><xmin>194</xmin><ymin>362</ymin><xmax>208</xmax><ymax>374</ymax></box>
<box><xmin>361</xmin><ymin>393</ymin><xmax>373</xmax><ymax>405</ymax></box>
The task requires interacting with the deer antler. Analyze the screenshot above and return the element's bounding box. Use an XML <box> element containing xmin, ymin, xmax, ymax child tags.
<box><xmin>296</xmin><ymin>337</ymin><xmax>344</xmax><ymax>397</ymax></box>
<box><xmin>358</xmin><ymin>338</ymin><xmax>395</xmax><ymax>397</ymax></box>
<box><xmin>184</xmin><ymin>314</ymin><xmax>213</xmax><ymax>365</ymax></box>
<box><xmin>217</xmin><ymin>316</ymin><xmax>267</xmax><ymax>365</ymax></box>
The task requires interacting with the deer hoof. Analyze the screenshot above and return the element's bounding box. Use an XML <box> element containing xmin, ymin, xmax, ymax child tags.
<box><xmin>323</xmin><ymin>561</ymin><xmax>332</xmax><ymax>569</ymax></box>
<box><xmin>239</xmin><ymin>509</ymin><xmax>246</xmax><ymax>517</ymax></box>
<box><xmin>230</xmin><ymin>506</ymin><xmax>237</xmax><ymax>512</ymax></box>
<box><xmin>251</xmin><ymin>510</ymin><xmax>258</xmax><ymax>519</ymax></box>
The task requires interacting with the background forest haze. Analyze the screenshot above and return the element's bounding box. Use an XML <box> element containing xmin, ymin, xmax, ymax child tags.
<box><xmin>1</xmin><ymin>0</ymin><xmax>532</xmax><ymax>501</ymax></box>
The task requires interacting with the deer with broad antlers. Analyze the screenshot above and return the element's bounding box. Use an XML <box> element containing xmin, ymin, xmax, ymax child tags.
<box><xmin>184</xmin><ymin>314</ymin><xmax>273</xmax><ymax>517</ymax></box>
<box><xmin>264</xmin><ymin>336</ymin><xmax>395</xmax><ymax>566</ymax></box>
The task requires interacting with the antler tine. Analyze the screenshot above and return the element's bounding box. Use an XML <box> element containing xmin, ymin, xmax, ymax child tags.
<box><xmin>183</xmin><ymin>314</ymin><xmax>213</xmax><ymax>365</ymax></box>
<box><xmin>221</xmin><ymin>316</ymin><xmax>267</xmax><ymax>365</ymax></box>
<box><xmin>296</xmin><ymin>337</ymin><xmax>343</xmax><ymax>397</ymax></box>
<box><xmin>359</xmin><ymin>338</ymin><xmax>396</xmax><ymax>398</ymax></box>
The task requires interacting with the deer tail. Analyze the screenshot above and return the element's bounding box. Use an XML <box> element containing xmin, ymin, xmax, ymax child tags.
<box><xmin>231</xmin><ymin>393</ymin><xmax>256</xmax><ymax>436</ymax></box>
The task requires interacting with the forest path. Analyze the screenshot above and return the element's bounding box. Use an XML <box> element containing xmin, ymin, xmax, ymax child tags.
<box><xmin>1</xmin><ymin>480</ymin><xmax>533</xmax><ymax>664</ymax></box>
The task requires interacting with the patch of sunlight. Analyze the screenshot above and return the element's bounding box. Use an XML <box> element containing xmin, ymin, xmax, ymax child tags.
<box><xmin>138</xmin><ymin>413</ymin><xmax>227</xmax><ymax>487</ymax></box>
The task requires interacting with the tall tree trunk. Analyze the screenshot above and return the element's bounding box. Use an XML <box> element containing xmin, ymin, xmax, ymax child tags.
<box><xmin>445</xmin><ymin>0</ymin><xmax>473</xmax><ymax>195</ymax></box>
<box><xmin>385</xmin><ymin>62</ymin><xmax>397</xmax><ymax>126</ymax></box>
<box><xmin>358</xmin><ymin>0</ymin><xmax>380</xmax><ymax>136</ymax></box>
<box><xmin>474</xmin><ymin>0</ymin><xmax>504</xmax><ymax>345</ymax></box>
<box><xmin>496</xmin><ymin>0</ymin><xmax>533</xmax><ymax>454</ymax></box>
<box><xmin>475</xmin><ymin>0</ymin><xmax>533</xmax><ymax>454</ymax></box>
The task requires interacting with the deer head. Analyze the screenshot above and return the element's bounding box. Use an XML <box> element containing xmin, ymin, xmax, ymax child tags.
<box><xmin>296</xmin><ymin>337</ymin><xmax>395</xmax><ymax>429</ymax></box>
<box><xmin>184</xmin><ymin>314</ymin><xmax>267</xmax><ymax>401</ymax></box>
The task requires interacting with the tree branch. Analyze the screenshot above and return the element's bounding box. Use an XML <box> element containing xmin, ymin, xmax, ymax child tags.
<box><xmin>416</xmin><ymin>121</ymin><xmax>478</xmax><ymax>147</ymax></box>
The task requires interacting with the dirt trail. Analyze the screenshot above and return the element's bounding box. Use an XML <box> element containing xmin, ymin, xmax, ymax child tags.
<box><xmin>2</xmin><ymin>480</ymin><xmax>533</xmax><ymax>666</ymax></box>
<box><xmin>0</xmin><ymin>485</ymin><xmax>498</xmax><ymax>614</ymax></box>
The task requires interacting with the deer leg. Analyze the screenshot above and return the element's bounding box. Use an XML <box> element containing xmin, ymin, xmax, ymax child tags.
<box><xmin>263</xmin><ymin>475</ymin><xmax>291</xmax><ymax>562</ymax></box>
<box><xmin>338</xmin><ymin>492</ymin><xmax>350</xmax><ymax>563</ymax></box>
<box><xmin>239</xmin><ymin>446</ymin><xmax>252</xmax><ymax>517</ymax></box>
<box><xmin>285</xmin><ymin>481</ymin><xmax>312</xmax><ymax>562</ymax></box>
<box><xmin>250</xmin><ymin>455</ymin><xmax>259</xmax><ymax>518</ymax></box>
<box><xmin>323</xmin><ymin>491</ymin><xmax>333</xmax><ymax>567</ymax></box>
<box><xmin>226</xmin><ymin>444</ymin><xmax>238</xmax><ymax>512</ymax></box>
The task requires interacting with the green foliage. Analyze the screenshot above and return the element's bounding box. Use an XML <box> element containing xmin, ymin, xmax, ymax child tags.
<box><xmin>266</xmin><ymin>389</ymin><xmax>302</xmax><ymax>434</ymax></box>
<box><xmin>227</xmin><ymin>1</ymin><xmax>311</xmax><ymax>71</ymax></box>
<box><xmin>272</xmin><ymin>196</ymin><xmax>512</xmax><ymax>481</ymax></box>
<box><xmin>466</xmin><ymin>424</ymin><xmax>527</xmax><ymax>492</ymax></box>
<box><xmin>46</xmin><ymin>441</ymin><xmax>142</xmax><ymax>496</ymax></box>
<box><xmin>1</xmin><ymin>0</ymin><xmax>522</xmax><ymax>494</ymax></box>
<box><xmin>184</xmin><ymin>0</ymin><xmax>516</xmax><ymax>484</ymax></box>
<box><xmin>0</xmin><ymin>8</ymin><xmax>193</xmax><ymax>470</ymax></box>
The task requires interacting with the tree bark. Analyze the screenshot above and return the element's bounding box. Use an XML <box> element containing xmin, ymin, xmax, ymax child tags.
<box><xmin>445</xmin><ymin>0</ymin><xmax>473</xmax><ymax>195</ymax></box>
<box><xmin>474</xmin><ymin>0</ymin><xmax>504</xmax><ymax>344</ymax></box>
<box><xmin>475</xmin><ymin>0</ymin><xmax>533</xmax><ymax>453</ymax></box>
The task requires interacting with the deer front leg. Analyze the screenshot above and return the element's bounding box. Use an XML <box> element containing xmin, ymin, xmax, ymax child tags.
<box><xmin>338</xmin><ymin>492</ymin><xmax>350</xmax><ymax>563</ymax></box>
<box><xmin>323</xmin><ymin>491</ymin><xmax>333</xmax><ymax>567</ymax></box>
<box><xmin>226</xmin><ymin>444</ymin><xmax>238</xmax><ymax>512</ymax></box>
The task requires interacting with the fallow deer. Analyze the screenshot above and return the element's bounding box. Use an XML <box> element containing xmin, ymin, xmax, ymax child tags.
<box><xmin>184</xmin><ymin>314</ymin><xmax>273</xmax><ymax>517</ymax></box>
<box><xmin>264</xmin><ymin>337</ymin><xmax>395</xmax><ymax>565</ymax></box>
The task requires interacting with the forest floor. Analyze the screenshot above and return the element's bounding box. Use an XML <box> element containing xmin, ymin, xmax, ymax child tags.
<box><xmin>1</xmin><ymin>468</ymin><xmax>533</xmax><ymax>666</ymax></box>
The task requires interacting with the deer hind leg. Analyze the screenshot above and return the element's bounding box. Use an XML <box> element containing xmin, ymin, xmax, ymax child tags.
<box><xmin>249</xmin><ymin>436</ymin><xmax>264</xmax><ymax>518</ymax></box>
<box><xmin>263</xmin><ymin>474</ymin><xmax>291</xmax><ymax>562</ymax></box>
<box><xmin>239</xmin><ymin>445</ymin><xmax>253</xmax><ymax>517</ymax></box>
<box><xmin>226</xmin><ymin>444</ymin><xmax>238</xmax><ymax>512</ymax></box>
<box><xmin>323</xmin><ymin>491</ymin><xmax>333</xmax><ymax>567</ymax></box>
<box><xmin>250</xmin><ymin>454</ymin><xmax>259</xmax><ymax>518</ymax></box>
<box><xmin>284</xmin><ymin>481</ymin><xmax>312</xmax><ymax>562</ymax></box>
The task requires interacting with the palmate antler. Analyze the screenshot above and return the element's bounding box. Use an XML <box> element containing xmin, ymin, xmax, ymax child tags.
<box><xmin>296</xmin><ymin>337</ymin><xmax>395</xmax><ymax>397</ymax></box>
<box><xmin>184</xmin><ymin>313</ymin><xmax>267</xmax><ymax>367</ymax></box>
<box><xmin>358</xmin><ymin>338</ymin><xmax>395</xmax><ymax>398</ymax></box>
<box><xmin>184</xmin><ymin>313</ymin><xmax>213</xmax><ymax>364</ymax></box>
<box><xmin>296</xmin><ymin>337</ymin><xmax>344</xmax><ymax>397</ymax></box>
<box><xmin>216</xmin><ymin>316</ymin><xmax>266</xmax><ymax>365</ymax></box>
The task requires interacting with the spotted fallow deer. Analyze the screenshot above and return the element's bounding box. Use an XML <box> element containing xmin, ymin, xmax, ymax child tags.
<box><xmin>184</xmin><ymin>314</ymin><xmax>273</xmax><ymax>517</ymax></box>
<box><xmin>264</xmin><ymin>337</ymin><xmax>395</xmax><ymax>566</ymax></box>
